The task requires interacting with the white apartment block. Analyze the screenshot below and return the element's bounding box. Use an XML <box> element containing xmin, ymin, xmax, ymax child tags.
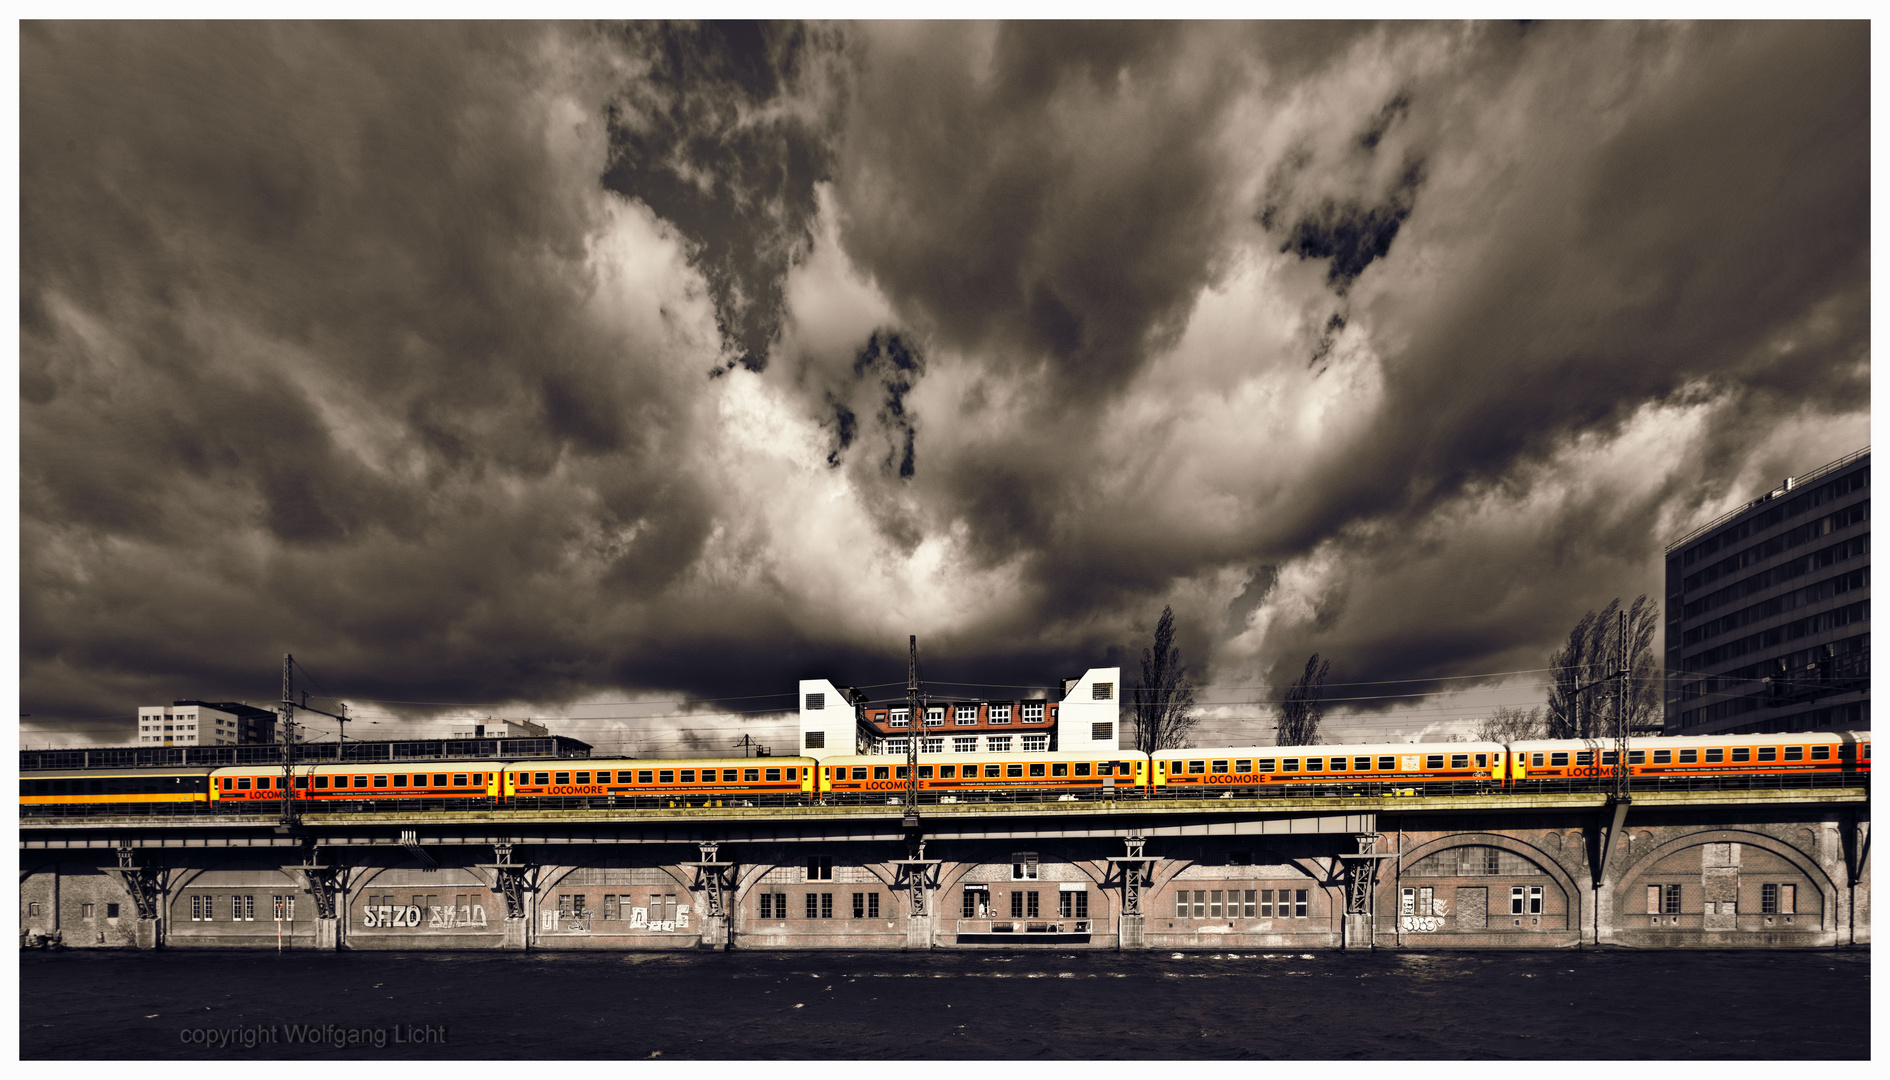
<box><xmin>135</xmin><ymin>700</ymin><xmax>278</xmax><ymax>747</ymax></box>
<box><xmin>797</xmin><ymin>666</ymin><xmax>1122</xmax><ymax>761</ymax></box>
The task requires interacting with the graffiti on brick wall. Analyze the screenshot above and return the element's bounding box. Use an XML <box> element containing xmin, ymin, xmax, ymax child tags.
<box><xmin>361</xmin><ymin>900</ymin><xmax>488</xmax><ymax>929</ymax></box>
<box><xmin>1400</xmin><ymin>915</ymin><xmax>1448</xmax><ymax>932</ymax></box>
<box><xmin>543</xmin><ymin>904</ymin><xmax>690</xmax><ymax>933</ymax></box>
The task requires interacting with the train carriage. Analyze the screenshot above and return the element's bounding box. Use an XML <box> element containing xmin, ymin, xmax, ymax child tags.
<box><xmin>1506</xmin><ymin>731</ymin><xmax>1870</xmax><ymax>784</ymax></box>
<box><xmin>818</xmin><ymin>751</ymin><xmax>1146</xmax><ymax>801</ymax></box>
<box><xmin>19</xmin><ymin>767</ymin><xmax>215</xmax><ymax>808</ymax></box>
<box><xmin>1153</xmin><ymin>742</ymin><xmax>1508</xmax><ymax>795</ymax></box>
<box><xmin>206</xmin><ymin>763</ymin><xmax>504</xmax><ymax>804</ymax></box>
<box><xmin>505</xmin><ymin>756</ymin><xmax>818</xmax><ymax>805</ymax></box>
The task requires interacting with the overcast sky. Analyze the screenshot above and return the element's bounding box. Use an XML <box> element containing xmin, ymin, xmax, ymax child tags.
<box><xmin>18</xmin><ymin>21</ymin><xmax>1869</xmax><ymax>751</ymax></box>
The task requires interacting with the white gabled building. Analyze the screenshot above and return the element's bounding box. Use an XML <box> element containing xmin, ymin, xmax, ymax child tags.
<box><xmin>796</xmin><ymin>667</ymin><xmax>1122</xmax><ymax>761</ymax></box>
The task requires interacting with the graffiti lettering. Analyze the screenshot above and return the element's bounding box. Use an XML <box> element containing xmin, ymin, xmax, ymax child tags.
<box><xmin>1400</xmin><ymin>915</ymin><xmax>1447</xmax><ymax>933</ymax></box>
<box><xmin>363</xmin><ymin>902</ymin><xmax>486</xmax><ymax>929</ymax></box>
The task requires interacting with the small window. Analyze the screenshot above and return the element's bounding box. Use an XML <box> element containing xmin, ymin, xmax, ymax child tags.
<box><xmin>1257</xmin><ymin>759</ymin><xmax>1276</xmax><ymax>772</ymax></box>
<box><xmin>355</xmin><ymin>775</ymin><xmax>369</xmax><ymax>788</ymax></box>
<box><xmin>392</xmin><ymin>775</ymin><xmax>408</xmax><ymax>787</ymax></box>
<box><xmin>1236</xmin><ymin>759</ymin><xmax>1252</xmax><ymax>772</ymax></box>
<box><xmin>1475</xmin><ymin>753</ymin><xmax>1488</xmax><ymax>768</ymax></box>
<box><xmin>1212</xmin><ymin>760</ymin><xmax>1230</xmax><ymax>774</ymax></box>
<box><xmin>1450</xmin><ymin>755</ymin><xmax>1469</xmax><ymax>769</ymax></box>
<box><xmin>1653</xmin><ymin>750</ymin><xmax>1671</xmax><ymax>764</ymax></box>
<box><xmin>873</xmin><ymin>767</ymin><xmax>890</xmax><ymax>780</ymax></box>
<box><xmin>1575</xmin><ymin>752</ymin><xmax>1592</xmax><ymax>767</ymax></box>
<box><xmin>1629</xmin><ymin>750</ymin><xmax>1647</xmax><ymax>764</ymax></box>
<box><xmin>314</xmin><ymin>776</ymin><xmax>329</xmax><ymax>788</ymax></box>
<box><xmin>678</xmin><ymin>769</ymin><xmax>695</xmax><ymax>783</ymax></box>
<box><xmin>573</xmin><ymin>772</ymin><xmax>589</xmax><ymax>785</ymax></box>
<box><xmin>1757</xmin><ymin>747</ymin><xmax>1777</xmax><ymax>762</ymax></box>
<box><xmin>658</xmin><ymin>770</ymin><xmax>674</xmax><ymax>784</ymax></box>
<box><xmin>895</xmin><ymin>767</ymin><xmax>909</xmax><ymax>779</ymax></box>
<box><xmin>1188</xmin><ymin>760</ymin><xmax>1205</xmax><ymax>774</ymax></box>
<box><xmin>1703</xmin><ymin>749</ymin><xmax>1722</xmax><ymax>763</ymax></box>
<box><xmin>805</xmin><ymin>693</ymin><xmax>825</xmax><ymax>710</ymax></box>
<box><xmin>1378</xmin><ymin>756</ymin><xmax>1396</xmax><ymax>770</ymax></box>
<box><xmin>374</xmin><ymin>776</ymin><xmax>389</xmax><ymax>788</ymax></box>
<box><xmin>985</xmin><ymin>764</ymin><xmax>1001</xmax><ymax>778</ymax></box>
<box><xmin>744</xmin><ymin>769</ymin><xmax>760</xmax><ymax>782</ymax></box>
<box><xmin>1282</xmin><ymin>759</ymin><xmax>1299</xmax><ymax>773</ymax></box>
<box><xmin>1732</xmin><ymin>747</ymin><xmax>1750</xmax><ymax>762</ymax></box>
<box><xmin>1784</xmin><ymin>746</ymin><xmax>1803</xmax><ymax>761</ymax></box>
<box><xmin>1051</xmin><ymin>763</ymin><xmax>1067</xmax><ymax>777</ymax></box>
<box><xmin>106</xmin><ymin>903</ymin><xmax>120</xmax><ymax>919</ymax></box>
<box><xmin>237</xmin><ymin>777</ymin><xmax>252</xmax><ymax>790</ymax></box>
<box><xmin>939</xmin><ymin>765</ymin><xmax>956</xmax><ymax>778</ymax></box>
<box><xmin>1074</xmin><ymin>762</ymin><xmax>1091</xmax><ymax>776</ymax></box>
<box><xmin>1006</xmin><ymin>763</ymin><xmax>1024</xmax><ymax>778</ymax></box>
<box><xmin>535</xmin><ymin>772</ymin><xmax>550</xmax><ymax>785</ymax></box>
<box><xmin>1305</xmin><ymin>758</ymin><xmax>1323</xmax><ymax>772</ymax></box>
<box><xmin>1426</xmin><ymin>755</ymin><xmax>1444</xmax><ymax>769</ymax></box>
<box><xmin>723</xmin><ymin>769</ymin><xmax>739</xmax><ymax>781</ymax></box>
<box><xmin>1679</xmin><ymin>750</ymin><xmax>1697</xmax><ymax>764</ymax></box>
<box><xmin>553</xmin><ymin>773</ymin><xmax>568</xmax><ymax>785</ymax></box>
<box><xmin>411</xmin><ymin>775</ymin><xmax>427</xmax><ymax>788</ymax></box>
<box><xmin>638</xmin><ymin>770</ymin><xmax>654</xmax><ymax>784</ymax></box>
<box><xmin>293</xmin><ymin>776</ymin><xmax>309</xmax><ymax>789</ymax></box>
<box><xmin>1530</xmin><ymin>753</ymin><xmax>1544</xmax><ymax>767</ymax></box>
<box><xmin>918</xmin><ymin>766</ymin><xmax>934</xmax><ymax>779</ymax></box>
<box><xmin>1028</xmin><ymin>763</ymin><xmax>1046</xmax><ymax>777</ymax></box>
<box><xmin>849</xmin><ymin>767</ymin><xmax>867</xmax><ymax>780</ymax></box>
<box><xmin>1092</xmin><ymin>682</ymin><xmax>1113</xmax><ymax>700</ymax></box>
<box><xmin>765</xmin><ymin>768</ymin><xmax>782</xmax><ymax>782</ymax></box>
<box><xmin>1811</xmin><ymin>745</ymin><xmax>1831</xmax><ymax>760</ymax></box>
<box><xmin>1549</xmin><ymin>753</ymin><xmax>1568</xmax><ymax>767</ymax></box>
<box><xmin>1355</xmin><ymin>756</ymin><xmax>1373</xmax><ymax>771</ymax></box>
<box><xmin>805</xmin><ymin>731</ymin><xmax>826</xmax><ymax>749</ymax></box>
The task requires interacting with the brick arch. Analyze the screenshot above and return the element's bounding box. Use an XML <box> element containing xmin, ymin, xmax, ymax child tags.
<box><xmin>1383</xmin><ymin>832</ymin><xmax>1584</xmax><ymax>913</ymax></box>
<box><xmin>165</xmin><ymin>856</ymin><xmax>305</xmax><ymax>899</ymax></box>
<box><xmin>538</xmin><ymin>861</ymin><xmax>690</xmax><ymax>895</ymax></box>
<box><xmin>1613</xmin><ymin>827</ymin><xmax>1836</xmax><ymax>929</ymax></box>
<box><xmin>933</xmin><ymin>843</ymin><xmax>1111</xmax><ymax>899</ymax></box>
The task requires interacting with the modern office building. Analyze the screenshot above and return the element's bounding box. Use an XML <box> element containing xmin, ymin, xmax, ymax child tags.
<box><xmin>1665</xmin><ymin>447</ymin><xmax>1869</xmax><ymax>734</ymax></box>
<box><xmin>135</xmin><ymin>700</ymin><xmax>281</xmax><ymax>746</ymax></box>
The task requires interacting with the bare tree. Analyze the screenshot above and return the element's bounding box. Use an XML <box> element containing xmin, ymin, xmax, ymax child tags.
<box><xmin>1547</xmin><ymin>595</ymin><xmax>1661</xmax><ymax>739</ymax></box>
<box><xmin>1132</xmin><ymin>605</ymin><xmax>1198</xmax><ymax>751</ymax></box>
<box><xmin>1473</xmin><ymin>705</ymin><xmax>1546</xmax><ymax>743</ymax></box>
<box><xmin>1275</xmin><ymin>653</ymin><xmax>1331</xmax><ymax>746</ymax></box>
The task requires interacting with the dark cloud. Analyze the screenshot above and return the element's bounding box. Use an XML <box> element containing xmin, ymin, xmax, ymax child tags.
<box><xmin>19</xmin><ymin>21</ymin><xmax>1869</xmax><ymax>743</ymax></box>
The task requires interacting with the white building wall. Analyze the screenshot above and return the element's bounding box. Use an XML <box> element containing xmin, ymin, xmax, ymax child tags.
<box><xmin>136</xmin><ymin>704</ymin><xmax>237</xmax><ymax>746</ymax></box>
<box><xmin>1053</xmin><ymin>667</ymin><xmax>1123</xmax><ymax>753</ymax></box>
<box><xmin>797</xmin><ymin>679</ymin><xmax>859</xmax><ymax>761</ymax></box>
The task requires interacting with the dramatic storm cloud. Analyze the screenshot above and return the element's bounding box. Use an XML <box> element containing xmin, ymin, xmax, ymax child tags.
<box><xmin>20</xmin><ymin>22</ymin><xmax>1867</xmax><ymax>747</ymax></box>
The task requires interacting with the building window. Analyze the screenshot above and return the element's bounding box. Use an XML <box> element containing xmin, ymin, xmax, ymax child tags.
<box><xmin>988</xmin><ymin>736</ymin><xmax>1012</xmax><ymax>752</ymax></box>
<box><xmin>805</xmin><ymin>731</ymin><xmax>825</xmax><ymax>750</ymax></box>
<box><xmin>274</xmin><ymin>895</ymin><xmax>294</xmax><ymax>922</ymax></box>
<box><xmin>191</xmin><ymin>896</ymin><xmax>203</xmax><ymax>921</ymax></box>
<box><xmin>953</xmin><ymin>737</ymin><xmax>977</xmax><ymax>753</ymax></box>
<box><xmin>1092</xmin><ymin>682</ymin><xmax>1114</xmax><ymax>700</ymax></box>
<box><xmin>954</xmin><ymin>705</ymin><xmax>978</xmax><ymax>725</ymax></box>
<box><xmin>922</xmin><ymin>737</ymin><xmax>944</xmax><ymax>754</ymax></box>
<box><xmin>889</xmin><ymin>709</ymin><xmax>909</xmax><ymax>728</ymax></box>
<box><xmin>28</xmin><ymin>902</ymin><xmax>40</xmax><ymax>916</ymax></box>
<box><xmin>805</xmin><ymin>693</ymin><xmax>825</xmax><ymax>711</ymax></box>
<box><xmin>988</xmin><ymin>705</ymin><xmax>1011</xmax><ymax>724</ymax></box>
<box><xmin>1761</xmin><ymin>884</ymin><xmax>1796</xmax><ymax>915</ymax></box>
<box><xmin>82</xmin><ymin>903</ymin><xmax>95</xmax><ymax>919</ymax></box>
<box><xmin>1011</xmin><ymin>859</ymin><xmax>1038</xmax><ymax>881</ymax></box>
<box><xmin>1022</xmin><ymin>735</ymin><xmax>1048</xmax><ymax>752</ymax></box>
<box><xmin>107</xmin><ymin>903</ymin><xmax>120</xmax><ymax>919</ymax></box>
<box><xmin>808</xmin><ymin>856</ymin><xmax>833</xmax><ymax>881</ymax></box>
<box><xmin>759</xmin><ymin>893</ymin><xmax>785</xmax><ymax>919</ymax></box>
<box><xmin>1059</xmin><ymin>890</ymin><xmax>1088</xmax><ymax>918</ymax></box>
<box><xmin>925</xmin><ymin>707</ymin><xmax>947</xmax><ymax>727</ymax></box>
<box><xmin>963</xmin><ymin>888</ymin><xmax>987</xmax><ymax>918</ymax></box>
<box><xmin>886</xmin><ymin>739</ymin><xmax>909</xmax><ymax>755</ymax></box>
<box><xmin>1646</xmin><ymin>884</ymin><xmax>1683</xmax><ymax>915</ymax></box>
<box><xmin>1022</xmin><ymin>703</ymin><xmax>1045</xmax><ymax>723</ymax></box>
<box><xmin>1529</xmin><ymin>887</ymin><xmax>1543</xmax><ymax>915</ymax></box>
<box><xmin>1091</xmin><ymin>722</ymin><xmax>1113</xmax><ymax>741</ymax></box>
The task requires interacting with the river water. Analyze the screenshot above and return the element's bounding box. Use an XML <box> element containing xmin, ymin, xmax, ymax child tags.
<box><xmin>20</xmin><ymin>948</ymin><xmax>1867</xmax><ymax>1059</ymax></box>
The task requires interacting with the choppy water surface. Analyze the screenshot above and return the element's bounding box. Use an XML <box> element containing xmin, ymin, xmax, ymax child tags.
<box><xmin>21</xmin><ymin>948</ymin><xmax>1867</xmax><ymax>1059</ymax></box>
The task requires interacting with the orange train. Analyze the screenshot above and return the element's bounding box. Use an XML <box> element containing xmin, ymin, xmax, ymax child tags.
<box><xmin>18</xmin><ymin>730</ymin><xmax>1870</xmax><ymax>812</ymax></box>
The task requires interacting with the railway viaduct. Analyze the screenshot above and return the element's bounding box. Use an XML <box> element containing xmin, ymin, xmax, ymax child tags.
<box><xmin>20</xmin><ymin>786</ymin><xmax>1869</xmax><ymax>952</ymax></box>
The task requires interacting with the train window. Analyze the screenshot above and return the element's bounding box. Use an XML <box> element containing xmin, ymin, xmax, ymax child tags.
<box><xmin>314</xmin><ymin>776</ymin><xmax>329</xmax><ymax>788</ymax></box>
<box><xmin>1426</xmin><ymin>755</ymin><xmax>1445</xmax><ymax>770</ymax></box>
<box><xmin>658</xmin><ymin>771</ymin><xmax>675</xmax><ymax>784</ymax></box>
<box><xmin>1653</xmin><ymin>750</ymin><xmax>1671</xmax><ymax>764</ymax></box>
<box><xmin>1051</xmin><ymin>763</ymin><xmax>1067</xmax><ymax>777</ymax></box>
<box><xmin>1784</xmin><ymin>747</ymin><xmax>1803</xmax><ymax>761</ymax></box>
<box><xmin>1811</xmin><ymin>746</ymin><xmax>1830</xmax><ymax>760</ymax></box>
<box><xmin>873</xmin><ymin>767</ymin><xmax>891</xmax><ymax>780</ymax></box>
<box><xmin>237</xmin><ymin>777</ymin><xmax>252</xmax><ymax>790</ymax></box>
<box><xmin>918</xmin><ymin>766</ymin><xmax>934</xmax><ymax>778</ymax></box>
<box><xmin>1530</xmin><ymin>753</ymin><xmax>1544</xmax><ymax>767</ymax></box>
<box><xmin>1757</xmin><ymin>747</ymin><xmax>1777</xmax><ymax>762</ymax></box>
<box><xmin>1211</xmin><ymin>760</ymin><xmax>1229</xmax><ymax>773</ymax></box>
<box><xmin>374</xmin><ymin>776</ymin><xmax>388</xmax><ymax>788</ymax></box>
<box><xmin>1379</xmin><ymin>756</ymin><xmax>1396</xmax><ymax>770</ymax></box>
<box><xmin>634</xmin><ymin>771</ymin><xmax>652</xmax><ymax>784</ymax></box>
<box><xmin>744</xmin><ymin>769</ymin><xmax>760</xmax><ymax>782</ymax></box>
<box><xmin>1282</xmin><ymin>759</ymin><xmax>1299</xmax><ymax>773</ymax></box>
<box><xmin>1679</xmin><ymin>750</ymin><xmax>1697</xmax><ymax>764</ymax></box>
<box><xmin>1349</xmin><ymin>757</ymin><xmax>1366</xmax><ymax>771</ymax></box>
<box><xmin>553</xmin><ymin>773</ymin><xmax>569</xmax><ymax>785</ymax></box>
<box><xmin>893</xmin><ymin>767</ymin><xmax>907</xmax><ymax>780</ymax></box>
<box><xmin>1257</xmin><ymin>759</ymin><xmax>1276</xmax><ymax>772</ymax></box>
<box><xmin>260</xmin><ymin>777</ymin><xmax>276</xmax><ymax>790</ymax></box>
<box><xmin>573</xmin><ymin>772</ymin><xmax>589</xmax><ymax>784</ymax></box>
<box><xmin>432</xmin><ymin>774</ymin><xmax>447</xmax><ymax>787</ymax></box>
<box><xmin>294</xmin><ymin>776</ymin><xmax>309</xmax><ymax>789</ymax></box>
<box><xmin>1731</xmin><ymin>748</ymin><xmax>1749</xmax><ymax>762</ymax></box>
<box><xmin>1704</xmin><ymin>749</ymin><xmax>1722</xmax><ymax>763</ymax></box>
<box><xmin>412</xmin><ymin>775</ymin><xmax>428</xmax><ymax>788</ymax></box>
<box><xmin>722</xmin><ymin>769</ymin><xmax>738</xmax><ymax>781</ymax></box>
<box><xmin>1601</xmin><ymin>751</ymin><xmax>1617</xmax><ymax>766</ymax></box>
<box><xmin>454</xmin><ymin>774</ymin><xmax>468</xmax><ymax>786</ymax></box>
<box><xmin>851</xmin><ymin>768</ymin><xmax>868</xmax><ymax>780</ymax></box>
<box><xmin>1864</xmin><ymin>745</ymin><xmax>1870</xmax><ymax>759</ymax></box>
<box><xmin>1029</xmin><ymin>763</ymin><xmax>1046</xmax><ymax>777</ymax></box>
<box><xmin>1451</xmin><ymin>755</ymin><xmax>1469</xmax><ymax>769</ymax></box>
<box><xmin>392</xmin><ymin>775</ymin><xmax>407</xmax><ymax>787</ymax></box>
<box><xmin>1235</xmin><ymin>759</ymin><xmax>1252</xmax><ymax>772</ymax></box>
<box><xmin>940</xmin><ymin>765</ymin><xmax>957</xmax><ymax>778</ymax></box>
<box><xmin>1007</xmin><ymin>764</ymin><xmax>1024</xmax><ymax>778</ymax></box>
<box><xmin>1630</xmin><ymin>751</ymin><xmax>1647</xmax><ymax>764</ymax></box>
<box><xmin>534</xmin><ymin>772</ymin><xmax>550</xmax><ymax>785</ymax></box>
<box><xmin>1183</xmin><ymin>760</ymin><xmax>1202</xmax><ymax>774</ymax></box>
<box><xmin>1075</xmin><ymin>763</ymin><xmax>1091</xmax><ymax>776</ymax></box>
<box><xmin>1549</xmin><ymin>753</ymin><xmax>1568</xmax><ymax>767</ymax></box>
<box><xmin>1474</xmin><ymin>754</ymin><xmax>1487</xmax><ymax>768</ymax></box>
<box><xmin>785</xmin><ymin>768</ymin><xmax>797</xmax><ymax>780</ymax></box>
<box><xmin>1574</xmin><ymin>752</ymin><xmax>1592</xmax><ymax>767</ymax></box>
<box><xmin>1305</xmin><ymin>758</ymin><xmax>1323</xmax><ymax>771</ymax></box>
<box><xmin>355</xmin><ymin>776</ymin><xmax>369</xmax><ymax>788</ymax></box>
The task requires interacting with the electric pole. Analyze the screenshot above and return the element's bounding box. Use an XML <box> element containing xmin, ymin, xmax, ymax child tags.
<box><xmin>1615</xmin><ymin>609</ymin><xmax>1630</xmax><ymax>801</ymax></box>
<box><xmin>280</xmin><ymin>653</ymin><xmax>297</xmax><ymax>828</ymax></box>
<box><xmin>905</xmin><ymin>635</ymin><xmax>921</xmax><ymax>821</ymax></box>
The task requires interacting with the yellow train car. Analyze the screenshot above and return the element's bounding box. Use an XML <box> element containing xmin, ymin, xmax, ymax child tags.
<box><xmin>20</xmin><ymin>768</ymin><xmax>215</xmax><ymax>807</ymax></box>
